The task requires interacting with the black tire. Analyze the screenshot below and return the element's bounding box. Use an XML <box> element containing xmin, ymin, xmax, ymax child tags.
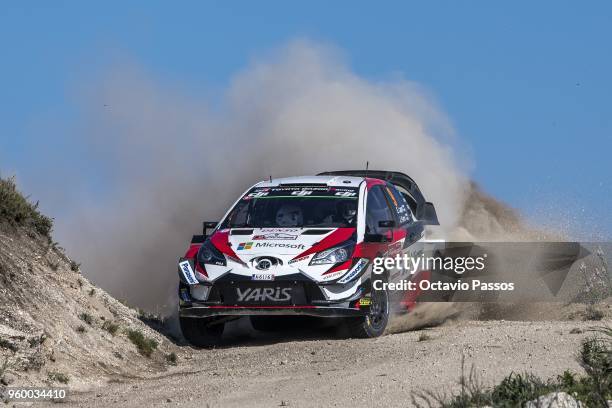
<box><xmin>345</xmin><ymin>284</ymin><xmax>390</xmax><ymax>338</ymax></box>
<box><xmin>179</xmin><ymin>316</ymin><xmax>224</xmax><ymax>348</ymax></box>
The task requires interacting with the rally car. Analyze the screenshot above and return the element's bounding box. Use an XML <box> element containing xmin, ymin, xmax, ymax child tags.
<box><xmin>177</xmin><ymin>170</ymin><xmax>439</xmax><ymax>347</ymax></box>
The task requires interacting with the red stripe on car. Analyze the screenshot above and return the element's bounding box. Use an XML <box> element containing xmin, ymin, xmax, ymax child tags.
<box><xmin>184</xmin><ymin>244</ymin><xmax>201</xmax><ymax>259</ymax></box>
<box><xmin>323</xmin><ymin>259</ymin><xmax>352</xmax><ymax>275</ymax></box>
<box><xmin>394</xmin><ymin>229</ymin><xmax>407</xmax><ymax>241</ymax></box>
<box><xmin>195</xmin><ymin>261</ymin><xmax>208</xmax><ymax>277</ymax></box>
<box><xmin>210</xmin><ymin>230</ymin><xmax>241</xmax><ymax>260</ymax></box>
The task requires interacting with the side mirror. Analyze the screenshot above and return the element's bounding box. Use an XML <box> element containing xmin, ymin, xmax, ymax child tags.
<box><xmin>419</xmin><ymin>202</ymin><xmax>439</xmax><ymax>225</ymax></box>
<box><xmin>202</xmin><ymin>221</ymin><xmax>218</xmax><ymax>236</ymax></box>
<box><xmin>378</xmin><ymin>220</ymin><xmax>396</xmax><ymax>228</ymax></box>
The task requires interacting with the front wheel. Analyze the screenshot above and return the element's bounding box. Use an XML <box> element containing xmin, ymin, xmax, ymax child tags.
<box><xmin>345</xmin><ymin>285</ymin><xmax>389</xmax><ymax>338</ymax></box>
<box><xmin>179</xmin><ymin>316</ymin><xmax>224</xmax><ymax>348</ymax></box>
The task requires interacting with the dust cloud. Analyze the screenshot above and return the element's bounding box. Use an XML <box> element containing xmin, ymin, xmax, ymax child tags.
<box><xmin>55</xmin><ymin>40</ymin><xmax>476</xmax><ymax>312</ymax></box>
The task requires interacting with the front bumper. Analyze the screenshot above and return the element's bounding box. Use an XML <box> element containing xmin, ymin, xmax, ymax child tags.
<box><xmin>179</xmin><ymin>304</ymin><xmax>367</xmax><ymax>318</ymax></box>
<box><xmin>178</xmin><ymin>273</ymin><xmax>371</xmax><ymax>318</ymax></box>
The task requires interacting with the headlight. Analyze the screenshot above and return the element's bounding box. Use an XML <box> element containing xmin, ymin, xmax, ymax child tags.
<box><xmin>197</xmin><ymin>240</ymin><xmax>226</xmax><ymax>266</ymax></box>
<box><xmin>309</xmin><ymin>241</ymin><xmax>355</xmax><ymax>265</ymax></box>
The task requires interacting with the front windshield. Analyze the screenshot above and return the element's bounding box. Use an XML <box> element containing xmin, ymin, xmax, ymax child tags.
<box><xmin>221</xmin><ymin>185</ymin><xmax>359</xmax><ymax>228</ymax></box>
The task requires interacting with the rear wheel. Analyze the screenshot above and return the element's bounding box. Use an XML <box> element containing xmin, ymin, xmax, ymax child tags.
<box><xmin>179</xmin><ymin>316</ymin><xmax>224</xmax><ymax>348</ymax></box>
<box><xmin>345</xmin><ymin>285</ymin><xmax>389</xmax><ymax>338</ymax></box>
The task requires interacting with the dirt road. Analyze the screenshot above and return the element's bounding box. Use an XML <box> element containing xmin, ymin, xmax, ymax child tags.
<box><xmin>50</xmin><ymin>318</ymin><xmax>608</xmax><ymax>408</ymax></box>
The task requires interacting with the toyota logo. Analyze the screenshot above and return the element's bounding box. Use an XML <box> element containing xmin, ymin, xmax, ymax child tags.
<box><xmin>255</xmin><ymin>259</ymin><xmax>272</xmax><ymax>270</ymax></box>
<box><xmin>252</xmin><ymin>256</ymin><xmax>281</xmax><ymax>270</ymax></box>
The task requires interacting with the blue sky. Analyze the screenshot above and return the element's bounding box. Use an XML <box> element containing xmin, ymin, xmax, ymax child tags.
<box><xmin>1</xmin><ymin>1</ymin><xmax>611</xmax><ymax>238</ymax></box>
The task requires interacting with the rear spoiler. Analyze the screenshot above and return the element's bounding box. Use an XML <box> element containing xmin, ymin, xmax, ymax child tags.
<box><xmin>318</xmin><ymin>170</ymin><xmax>439</xmax><ymax>225</ymax></box>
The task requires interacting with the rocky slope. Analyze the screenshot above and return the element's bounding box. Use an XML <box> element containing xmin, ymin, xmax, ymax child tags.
<box><xmin>0</xmin><ymin>221</ymin><xmax>180</xmax><ymax>390</ymax></box>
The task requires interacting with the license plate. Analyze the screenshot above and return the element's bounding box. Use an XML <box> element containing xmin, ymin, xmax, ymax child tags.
<box><xmin>251</xmin><ymin>273</ymin><xmax>274</xmax><ymax>281</ymax></box>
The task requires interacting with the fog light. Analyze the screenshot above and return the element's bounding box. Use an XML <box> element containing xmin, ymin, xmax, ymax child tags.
<box><xmin>190</xmin><ymin>285</ymin><xmax>211</xmax><ymax>301</ymax></box>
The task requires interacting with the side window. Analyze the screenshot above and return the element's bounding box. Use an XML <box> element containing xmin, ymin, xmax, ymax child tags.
<box><xmin>395</xmin><ymin>185</ymin><xmax>418</xmax><ymax>215</ymax></box>
<box><xmin>365</xmin><ymin>186</ymin><xmax>395</xmax><ymax>235</ymax></box>
<box><xmin>385</xmin><ymin>183</ymin><xmax>414</xmax><ymax>225</ymax></box>
<box><xmin>223</xmin><ymin>200</ymin><xmax>250</xmax><ymax>228</ymax></box>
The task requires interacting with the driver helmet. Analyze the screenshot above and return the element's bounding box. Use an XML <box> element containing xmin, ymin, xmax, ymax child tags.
<box><xmin>275</xmin><ymin>204</ymin><xmax>303</xmax><ymax>227</ymax></box>
<box><xmin>338</xmin><ymin>201</ymin><xmax>357</xmax><ymax>224</ymax></box>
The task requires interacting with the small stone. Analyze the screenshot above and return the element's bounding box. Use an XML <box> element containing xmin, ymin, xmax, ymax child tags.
<box><xmin>569</xmin><ymin>328</ymin><xmax>582</xmax><ymax>334</ymax></box>
<box><xmin>526</xmin><ymin>392</ymin><xmax>582</xmax><ymax>408</ymax></box>
<box><xmin>1</xmin><ymin>373</ymin><xmax>16</xmax><ymax>385</ymax></box>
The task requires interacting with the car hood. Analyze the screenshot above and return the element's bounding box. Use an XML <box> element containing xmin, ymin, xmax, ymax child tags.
<box><xmin>212</xmin><ymin>227</ymin><xmax>355</xmax><ymax>259</ymax></box>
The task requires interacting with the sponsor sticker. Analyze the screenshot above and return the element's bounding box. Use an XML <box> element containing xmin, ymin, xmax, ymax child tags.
<box><xmin>334</xmin><ymin>191</ymin><xmax>357</xmax><ymax>197</ymax></box>
<box><xmin>237</xmin><ymin>242</ymin><xmax>253</xmax><ymax>250</ymax></box>
<box><xmin>359</xmin><ymin>297</ymin><xmax>372</xmax><ymax>306</ymax></box>
<box><xmin>245</xmin><ymin>191</ymin><xmax>269</xmax><ymax>199</ymax></box>
<box><xmin>255</xmin><ymin>242</ymin><xmax>305</xmax><ymax>250</ymax></box>
<box><xmin>253</xmin><ymin>232</ymin><xmax>298</xmax><ymax>240</ymax></box>
<box><xmin>321</xmin><ymin>270</ymin><xmax>345</xmax><ymax>280</ymax></box>
<box><xmin>236</xmin><ymin>287</ymin><xmax>292</xmax><ymax>302</ymax></box>
<box><xmin>291</xmin><ymin>190</ymin><xmax>313</xmax><ymax>196</ymax></box>
<box><xmin>179</xmin><ymin>260</ymin><xmax>198</xmax><ymax>285</ymax></box>
<box><xmin>240</xmin><ymin>242</ymin><xmax>306</xmax><ymax>250</ymax></box>
<box><xmin>288</xmin><ymin>255</ymin><xmax>309</xmax><ymax>264</ymax></box>
<box><xmin>337</xmin><ymin>258</ymin><xmax>369</xmax><ymax>284</ymax></box>
<box><xmin>251</xmin><ymin>273</ymin><xmax>274</xmax><ymax>281</ymax></box>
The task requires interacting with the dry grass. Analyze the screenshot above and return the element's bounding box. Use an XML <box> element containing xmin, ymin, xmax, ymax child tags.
<box><xmin>0</xmin><ymin>176</ymin><xmax>53</xmax><ymax>238</ymax></box>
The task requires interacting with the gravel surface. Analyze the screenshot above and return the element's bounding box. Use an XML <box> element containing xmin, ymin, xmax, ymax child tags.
<box><xmin>51</xmin><ymin>318</ymin><xmax>610</xmax><ymax>408</ymax></box>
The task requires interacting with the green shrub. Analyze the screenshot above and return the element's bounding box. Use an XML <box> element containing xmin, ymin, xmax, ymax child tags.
<box><xmin>79</xmin><ymin>312</ymin><xmax>94</xmax><ymax>326</ymax></box>
<box><xmin>0</xmin><ymin>176</ymin><xmax>53</xmax><ymax>238</ymax></box>
<box><xmin>166</xmin><ymin>352</ymin><xmax>177</xmax><ymax>365</ymax></box>
<box><xmin>69</xmin><ymin>260</ymin><xmax>80</xmax><ymax>272</ymax></box>
<box><xmin>126</xmin><ymin>329</ymin><xmax>158</xmax><ymax>357</ymax></box>
<box><xmin>584</xmin><ymin>305</ymin><xmax>605</xmax><ymax>321</ymax></box>
<box><xmin>102</xmin><ymin>321</ymin><xmax>119</xmax><ymax>336</ymax></box>
<box><xmin>412</xmin><ymin>327</ymin><xmax>611</xmax><ymax>407</ymax></box>
<box><xmin>490</xmin><ymin>372</ymin><xmax>550</xmax><ymax>405</ymax></box>
<box><xmin>577</xmin><ymin>331</ymin><xmax>611</xmax><ymax>406</ymax></box>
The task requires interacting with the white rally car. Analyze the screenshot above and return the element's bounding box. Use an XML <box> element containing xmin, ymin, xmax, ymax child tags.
<box><xmin>177</xmin><ymin>171</ymin><xmax>439</xmax><ymax>347</ymax></box>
